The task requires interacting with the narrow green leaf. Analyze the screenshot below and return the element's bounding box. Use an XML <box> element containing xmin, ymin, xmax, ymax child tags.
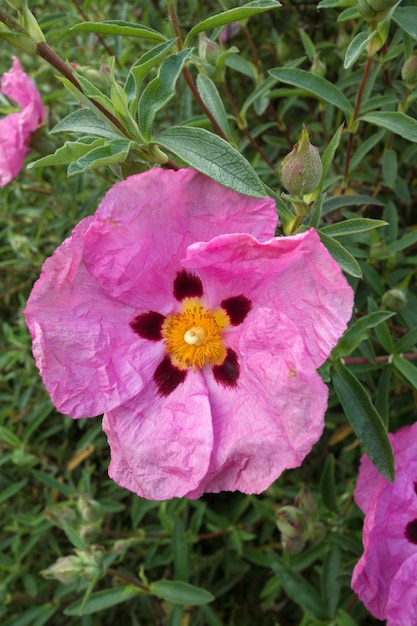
<box><xmin>269</xmin><ymin>554</ymin><xmax>327</xmax><ymax>619</ymax></box>
<box><xmin>322</xmin><ymin>194</ymin><xmax>384</xmax><ymax>216</ymax></box>
<box><xmin>50</xmin><ymin>109</ymin><xmax>121</xmax><ymax>139</ymax></box>
<box><xmin>150</xmin><ymin>580</ymin><xmax>214</xmax><ymax>606</ymax></box>
<box><xmin>344</xmin><ymin>30</ymin><xmax>377</xmax><ymax>69</ymax></box>
<box><xmin>32</xmin><ymin>469</ymin><xmax>74</xmax><ymax>496</ymax></box>
<box><xmin>361</xmin><ymin>112</ymin><xmax>417</xmax><ymax>143</ymax></box>
<box><xmin>375</xmin><ymin>365</ymin><xmax>392</xmax><ymax>426</ymax></box>
<box><xmin>67</xmin><ymin>139</ymin><xmax>132</xmax><ymax>176</ymax></box>
<box><xmin>59</xmin><ymin>519</ymin><xmax>86</xmax><ymax>550</ymax></box>
<box><xmin>386</xmin><ymin>229</ymin><xmax>417</xmax><ymax>254</ymax></box>
<box><xmin>321</xmin><ymin>218</ymin><xmax>387</xmax><ymax>237</ymax></box>
<box><xmin>129</xmin><ymin>39</ymin><xmax>176</xmax><ymax>86</ymax></box>
<box><xmin>70</xmin><ymin>20</ymin><xmax>167</xmax><ymax>41</ymax></box>
<box><xmin>196</xmin><ymin>74</ymin><xmax>233</xmax><ymax>139</ymax></box>
<box><xmin>349</xmin><ymin>128</ymin><xmax>386</xmax><ymax>172</ymax></box>
<box><xmin>268</xmin><ymin>68</ymin><xmax>353</xmax><ymax>117</ymax></box>
<box><xmin>138</xmin><ymin>49</ymin><xmax>192</xmax><ymax>140</ymax></box>
<box><xmin>0</xmin><ymin>479</ymin><xmax>27</xmax><ymax>504</ymax></box>
<box><xmin>156</xmin><ymin>126</ymin><xmax>266</xmax><ymax>197</ymax></box>
<box><xmin>331</xmin><ymin>360</ymin><xmax>394</xmax><ymax>481</ymax></box>
<box><xmin>64</xmin><ymin>586</ymin><xmax>144</xmax><ymax>616</ymax></box>
<box><xmin>382</xmin><ymin>148</ymin><xmax>397</xmax><ymax>188</ymax></box>
<box><xmin>392</xmin><ymin>355</ymin><xmax>417</xmax><ymax>390</ymax></box>
<box><xmin>322</xmin><ymin>545</ymin><xmax>341</xmax><ymax>618</ymax></box>
<box><xmin>262</xmin><ymin>184</ymin><xmax>295</xmax><ymax>230</ymax></box>
<box><xmin>0</xmin><ymin>425</ymin><xmax>22</xmax><ymax>447</ymax></box>
<box><xmin>28</xmin><ymin>138</ymin><xmax>103</xmax><ymax>169</ymax></box>
<box><xmin>395</xmin><ymin>327</ymin><xmax>417</xmax><ymax>353</ymax></box>
<box><xmin>240</xmin><ymin>75</ymin><xmax>277</xmax><ymax>122</ymax></box>
<box><xmin>332</xmin><ymin>311</ymin><xmax>395</xmax><ymax>359</ymax></box>
<box><xmin>172</xmin><ymin>516</ymin><xmax>190</xmax><ymax>582</ymax></box>
<box><xmin>317</xmin><ymin>231</ymin><xmax>362</xmax><ymax>277</ymax></box>
<box><xmin>320</xmin><ymin>454</ymin><xmax>338</xmax><ymax>512</ymax></box>
<box><xmin>393</xmin><ymin>6</ymin><xmax>417</xmax><ymax>39</ymax></box>
<box><xmin>185</xmin><ymin>0</ymin><xmax>281</xmax><ymax>44</ymax></box>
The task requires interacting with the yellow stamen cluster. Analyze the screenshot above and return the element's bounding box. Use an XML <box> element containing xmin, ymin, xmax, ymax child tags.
<box><xmin>161</xmin><ymin>298</ymin><xmax>229</xmax><ymax>370</ymax></box>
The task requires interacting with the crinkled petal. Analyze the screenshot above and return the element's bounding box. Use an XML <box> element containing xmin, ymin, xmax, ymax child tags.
<box><xmin>0</xmin><ymin>112</ymin><xmax>27</xmax><ymax>186</ymax></box>
<box><xmin>386</xmin><ymin>554</ymin><xmax>417</xmax><ymax>626</ymax></box>
<box><xmin>25</xmin><ymin>217</ymin><xmax>165</xmax><ymax>418</ymax></box>
<box><xmin>82</xmin><ymin>168</ymin><xmax>277</xmax><ymax>309</ymax></box>
<box><xmin>103</xmin><ymin>372</ymin><xmax>213</xmax><ymax>500</ymax></box>
<box><xmin>352</xmin><ymin>423</ymin><xmax>417</xmax><ymax>620</ymax></box>
<box><xmin>183</xmin><ymin>229</ymin><xmax>354</xmax><ymax>367</ymax></box>
<box><xmin>185</xmin><ymin>308</ymin><xmax>328</xmax><ymax>498</ymax></box>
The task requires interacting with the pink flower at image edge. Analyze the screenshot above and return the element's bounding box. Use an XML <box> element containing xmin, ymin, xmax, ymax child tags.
<box><xmin>352</xmin><ymin>422</ymin><xmax>417</xmax><ymax>625</ymax></box>
<box><xmin>0</xmin><ymin>57</ymin><xmax>44</xmax><ymax>187</ymax></box>
<box><xmin>24</xmin><ymin>168</ymin><xmax>354</xmax><ymax>500</ymax></box>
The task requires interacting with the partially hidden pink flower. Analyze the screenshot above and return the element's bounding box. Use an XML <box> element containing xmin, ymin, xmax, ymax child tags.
<box><xmin>352</xmin><ymin>422</ymin><xmax>417</xmax><ymax>625</ymax></box>
<box><xmin>24</xmin><ymin>168</ymin><xmax>354</xmax><ymax>500</ymax></box>
<box><xmin>0</xmin><ymin>57</ymin><xmax>44</xmax><ymax>187</ymax></box>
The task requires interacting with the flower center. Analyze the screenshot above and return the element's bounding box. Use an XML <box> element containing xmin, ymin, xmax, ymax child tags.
<box><xmin>161</xmin><ymin>298</ymin><xmax>229</xmax><ymax>371</ymax></box>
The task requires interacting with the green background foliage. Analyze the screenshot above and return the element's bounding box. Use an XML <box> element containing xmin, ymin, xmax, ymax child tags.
<box><xmin>1</xmin><ymin>0</ymin><xmax>416</xmax><ymax>623</ymax></box>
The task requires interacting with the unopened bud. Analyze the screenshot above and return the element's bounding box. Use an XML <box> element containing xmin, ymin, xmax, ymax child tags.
<box><xmin>402</xmin><ymin>55</ymin><xmax>417</xmax><ymax>89</ymax></box>
<box><xmin>382</xmin><ymin>288</ymin><xmax>407</xmax><ymax>312</ymax></box>
<box><xmin>356</xmin><ymin>0</ymin><xmax>397</xmax><ymax>23</ymax></box>
<box><xmin>40</xmin><ymin>548</ymin><xmax>105</xmax><ymax>584</ymax></box>
<box><xmin>279</xmin><ymin>125</ymin><xmax>322</xmax><ymax>197</ymax></box>
<box><xmin>281</xmin><ymin>534</ymin><xmax>305</xmax><ymax>554</ymax></box>
<box><xmin>276</xmin><ymin>505</ymin><xmax>305</xmax><ymax>538</ymax></box>
<box><xmin>77</xmin><ymin>495</ymin><xmax>103</xmax><ymax>523</ymax></box>
<box><xmin>294</xmin><ymin>486</ymin><xmax>318</xmax><ymax>517</ymax></box>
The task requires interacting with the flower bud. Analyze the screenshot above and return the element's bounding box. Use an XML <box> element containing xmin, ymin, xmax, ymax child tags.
<box><xmin>281</xmin><ymin>534</ymin><xmax>306</xmax><ymax>555</ymax></box>
<box><xmin>279</xmin><ymin>125</ymin><xmax>322</xmax><ymax>197</ymax></box>
<box><xmin>294</xmin><ymin>486</ymin><xmax>318</xmax><ymax>517</ymax></box>
<box><xmin>356</xmin><ymin>0</ymin><xmax>397</xmax><ymax>23</ymax></box>
<box><xmin>402</xmin><ymin>55</ymin><xmax>417</xmax><ymax>89</ymax></box>
<box><xmin>382</xmin><ymin>288</ymin><xmax>407</xmax><ymax>312</ymax></box>
<box><xmin>77</xmin><ymin>494</ymin><xmax>103</xmax><ymax>523</ymax></box>
<box><xmin>276</xmin><ymin>505</ymin><xmax>305</xmax><ymax>538</ymax></box>
<box><xmin>41</xmin><ymin>548</ymin><xmax>105</xmax><ymax>584</ymax></box>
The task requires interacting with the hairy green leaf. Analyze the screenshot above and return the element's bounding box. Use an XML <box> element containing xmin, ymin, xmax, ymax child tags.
<box><xmin>392</xmin><ymin>355</ymin><xmax>417</xmax><ymax>391</ymax></box>
<box><xmin>150</xmin><ymin>580</ymin><xmax>214</xmax><ymax>606</ymax></box>
<box><xmin>332</xmin><ymin>311</ymin><xmax>395</xmax><ymax>359</ymax></box>
<box><xmin>64</xmin><ymin>586</ymin><xmax>144</xmax><ymax>616</ymax></box>
<box><xmin>321</xmin><ymin>218</ymin><xmax>387</xmax><ymax>237</ymax></box>
<box><xmin>361</xmin><ymin>112</ymin><xmax>417</xmax><ymax>143</ymax></box>
<box><xmin>317</xmin><ymin>231</ymin><xmax>362</xmax><ymax>277</ymax></box>
<box><xmin>50</xmin><ymin>108</ymin><xmax>122</xmax><ymax>139</ymax></box>
<box><xmin>70</xmin><ymin>20</ymin><xmax>167</xmax><ymax>41</ymax></box>
<box><xmin>196</xmin><ymin>74</ymin><xmax>233</xmax><ymax>140</ymax></box>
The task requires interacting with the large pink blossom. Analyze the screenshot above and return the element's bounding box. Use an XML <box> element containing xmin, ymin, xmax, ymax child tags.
<box><xmin>0</xmin><ymin>57</ymin><xmax>44</xmax><ymax>187</ymax></box>
<box><xmin>25</xmin><ymin>168</ymin><xmax>353</xmax><ymax>500</ymax></box>
<box><xmin>352</xmin><ymin>423</ymin><xmax>417</xmax><ymax>625</ymax></box>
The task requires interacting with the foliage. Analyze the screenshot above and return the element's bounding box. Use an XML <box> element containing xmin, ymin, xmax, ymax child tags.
<box><xmin>0</xmin><ymin>0</ymin><xmax>416</xmax><ymax>624</ymax></box>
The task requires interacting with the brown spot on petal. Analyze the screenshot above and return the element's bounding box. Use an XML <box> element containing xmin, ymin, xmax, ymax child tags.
<box><xmin>405</xmin><ymin>519</ymin><xmax>417</xmax><ymax>544</ymax></box>
<box><xmin>289</xmin><ymin>368</ymin><xmax>298</xmax><ymax>378</ymax></box>
<box><xmin>220</xmin><ymin>295</ymin><xmax>252</xmax><ymax>326</ymax></box>
<box><xmin>154</xmin><ymin>356</ymin><xmax>187</xmax><ymax>396</ymax></box>
<box><xmin>213</xmin><ymin>348</ymin><xmax>239</xmax><ymax>388</ymax></box>
<box><xmin>130</xmin><ymin>311</ymin><xmax>165</xmax><ymax>341</ymax></box>
<box><xmin>173</xmin><ymin>270</ymin><xmax>203</xmax><ymax>301</ymax></box>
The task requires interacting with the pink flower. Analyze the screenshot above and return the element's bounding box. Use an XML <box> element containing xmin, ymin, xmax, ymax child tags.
<box><xmin>352</xmin><ymin>423</ymin><xmax>417</xmax><ymax>625</ymax></box>
<box><xmin>25</xmin><ymin>168</ymin><xmax>353</xmax><ymax>500</ymax></box>
<box><xmin>0</xmin><ymin>57</ymin><xmax>44</xmax><ymax>187</ymax></box>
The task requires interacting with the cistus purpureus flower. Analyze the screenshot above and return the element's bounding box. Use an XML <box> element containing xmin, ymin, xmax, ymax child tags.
<box><xmin>352</xmin><ymin>423</ymin><xmax>417</xmax><ymax>625</ymax></box>
<box><xmin>25</xmin><ymin>168</ymin><xmax>354</xmax><ymax>500</ymax></box>
<box><xmin>0</xmin><ymin>56</ymin><xmax>44</xmax><ymax>187</ymax></box>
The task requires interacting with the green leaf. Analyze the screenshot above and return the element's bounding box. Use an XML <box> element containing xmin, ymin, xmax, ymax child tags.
<box><xmin>0</xmin><ymin>479</ymin><xmax>27</xmax><ymax>504</ymax></box>
<box><xmin>320</xmin><ymin>218</ymin><xmax>387</xmax><ymax>237</ymax></box>
<box><xmin>138</xmin><ymin>49</ymin><xmax>192</xmax><ymax>140</ymax></box>
<box><xmin>32</xmin><ymin>469</ymin><xmax>74</xmax><ymax>496</ymax></box>
<box><xmin>172</xmin><ymin>516</ymin><xmax>190</xmax><ymax>582</ymax></box>
<box><xmin>317</xmin><ymin>231</ymin><xmax>362</xmax><ymax>277</ymax></box>
<box><xmin>386</xmin><ymin>229</ymin><xmax>417</xmax><ymax>254</ymax></box>
<box><xmin>322</xmin><ymin>194</ymin><xmax>384</xmax><ymax>216</ymax></box>
<box><xmin>392</xmin><ymin>355</ymin><xmax>417</xmax><ymax>391</ymax></box>
<box><xmin>59</xmin><ymin>519</ymin><xmax>86</xmax><ymax>550</ymax></box>
<box><xmin>269</xmin><ymin>555</ymin><xmax>326</xmax><ymax>619</ymax></box>
<box><xmin>320</xmin><ymin>454</ymin><xmax>338</xmax><ymax>512</ymax></box>
<box><xmin>393</xmin><ymin>6</ymin><xmax>417</xmax><ymax>39</ymax></box>
<box><xmin>50</xmin><ymin>109</ymin><xmax>122</xmax><ymax>139</ymax></box>
<box><xmin>343</xmin><ymin>30</ymin><xmax>377</xmax><ymax>69</ymax></box>
<box><xmin>67</xmin><ymin>139</ymin><xmax>132</xmax><ymax>176</ymax></box>
<box><xmin>150</xmin><ymin>580</ymin><xmax>214</xmax><ymax>606</ymax></box>
<box><xmin>332</xmin><ymin>311</ymin><xmax>395</xmax><ymax>359</ymax></box>
<box><xmin>268</xmin><ymin>68</ymin><xmax>353</xmax><ymax>118</ymax></box>
<box><xmin>361</xmin><ymin>112</ymin><xmax>417</xmax><ymax>143</ymax></box>
<box><xmin>322</xmin><ymin>545</ymin><xmax>341</xmax><ymax>618</ymax></box>
<box><xmin>64</xmin><ymin>586</ymin><xmax>144</xmax><ymax>616</ymax></box>
<box><xmin>382</xmin><ymin>148</ymin><xmax>397</xmax><ymax>188</ymax></box>
<box><xmin>129</xmin><ymin>39</ymin><xmax>176</xmax><ymax>86</ymax></box>
<box><xmin>70</xmin><ymin>20</ymin><xmax>167</xmax><ymax>41</ymax></box>
<box><xmin>27</xmin><ymin>138</ymin><xmax>102</xmax><ymax>169</ymax></box>
<box><xmin>155</xmin><ymin>126</ymin><xmax>266</xmax><ymax>197</ymax></box>
<box><xmin>184</xmin><ymin>0</ymin><xmax>281</xmax><ymax>44</ymax></box>
<box><xmin>331</xmin><ymin>360</ymin><xmax>394</xmax><ymax>481</ymax></box>
<box><xmin>196</xmin><ymin>74</ymin><xmax>233</xmax><ymax>139</ymax></box>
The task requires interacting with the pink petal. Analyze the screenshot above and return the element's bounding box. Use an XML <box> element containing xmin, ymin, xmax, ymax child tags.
<box><xmin>386</xmin><ymin>554</ymin><xmax>417</xmax><ymax>626</ymax></box>
<box><xmin>183</xmin><ymin>228</ymin><xmax>354</xmax><ymax>367</ymax></box>
<box><xmin>82</xmin><ymin>168</ymin><xmax>277</xmax><ymax>309</ymax></box>
<box><xmin>103</xmin><ymin>372</ymin><xmax>213</xmax><ymax>500</ymax></box>
<box><xmin>25</xmin><ymin>217</ymin><xmax>165</xmax><ymax>418</ymax></box>
<box><xmin>185</xmin><ymin>307</ymin><xmax>328</xmax><ymax>497</ymax></box>
<box><xmin>0</xmin><ymin>113</ymin><xmax>27</xmax><ymax>186</ymax></box>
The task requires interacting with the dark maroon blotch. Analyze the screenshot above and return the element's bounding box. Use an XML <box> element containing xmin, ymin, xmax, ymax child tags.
<box><xmin>173</xmin><ymin>270</ymin><xmax>203</xmax><ymax>301</ymax></box>
<box><xmin>413</xmin><ymin>481</ymin><xmax>417</xmax><ymax>495</ymax></box>
<box><xmin>154</xmin><ymin>356</ymin><xmax>187</xmax><ymax>397</ymax></box>
<box><xmin>405</xmin><ymin>519</ymin><xmax>417</xmax><ymax>545</ymax></box>
<box><xmin>213</xmin><ymin>348</ymin><xmax>239</xmax><ymax>388</ymax></box>
<box><xmin>130</xmin><ymin>311</ymin><xmax>165</xmax><ymax>341</ymax></box>
<box><xmin>221</xmin><ymin>295</ymin><xmax>252</xmax><ymax>326</ymax></box>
